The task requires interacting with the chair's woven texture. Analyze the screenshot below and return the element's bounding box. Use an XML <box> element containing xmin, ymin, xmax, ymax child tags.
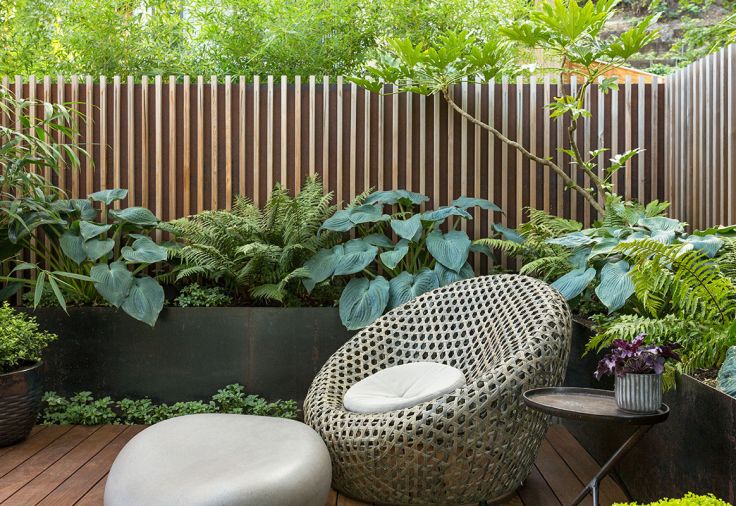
<box><xmin>304</xmin><ymin>274</ymin><xmax>572</xmax><ymax>505</ymax></box>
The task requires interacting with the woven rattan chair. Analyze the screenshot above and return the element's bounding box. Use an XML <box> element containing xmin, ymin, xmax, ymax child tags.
<box><xmin>304</xmin><ymin>274</ymin><xmax>572</xmax><ymax>505</ymax></box>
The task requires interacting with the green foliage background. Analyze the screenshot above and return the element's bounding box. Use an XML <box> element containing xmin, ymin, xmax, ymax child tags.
<box><xmin>0</xmin><ymin>0</ymin><xmax>528</xmax><ymax>78</ymax></box>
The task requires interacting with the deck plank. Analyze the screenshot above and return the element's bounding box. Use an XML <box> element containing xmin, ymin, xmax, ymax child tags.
<box><xmin>546</xmin><ymin>424</ymin><xmax>629</xmax><ymax>505</ymax></box>
<box><xmin>0</xmin><ymin>424</ymin><xmax>624</xmax><ymax>506</ymax></box>
<box><xmin>40</xmin><ymin>426</ymin><xmax>146</xmax><ymax>506</ymax></box>
<box><xmin>5</xmin><ymin>426</ymin><xmax>126</xmax><ymax>505</ymax></box>
<box><xmin>0</xmin><ymin>426</ymin><xmax>98</xmax><ymax>502</ymax></box>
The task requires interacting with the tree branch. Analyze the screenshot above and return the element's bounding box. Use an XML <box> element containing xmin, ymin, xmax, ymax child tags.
<box><xmin>442</xmin><ymin>88</ymin><xmax>605</xmax><ymax>216</ymax></box>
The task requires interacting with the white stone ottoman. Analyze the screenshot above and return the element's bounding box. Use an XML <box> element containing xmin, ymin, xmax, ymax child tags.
<box><xmin>104</xmin><ymin>414</ymin><xmax>332</xmax><ymax>506</ymax></box>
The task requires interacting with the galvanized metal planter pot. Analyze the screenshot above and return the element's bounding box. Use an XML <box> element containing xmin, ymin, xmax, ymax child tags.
<box><xmin>614</xmin><ymin>373</ymin><xmax>662</xmax><ymax>413</ymax></box>
<box><xmin>0</xmin><ymin>362</ymin><xmax>44</xmax><ymax>446</ymax></box>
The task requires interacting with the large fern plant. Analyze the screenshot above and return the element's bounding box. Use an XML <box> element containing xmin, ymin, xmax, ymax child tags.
<box><xmin>590</xmin><ymin>239</ymin><xmax>736</xmax><ymax>380</ymax></box>
<box><xmin>162</xmin><ymin>177</ymin><xmax>340</xmax><ymax>306</ymax></box>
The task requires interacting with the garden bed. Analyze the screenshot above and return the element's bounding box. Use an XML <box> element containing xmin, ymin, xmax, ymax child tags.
<box><xmin>565</xmin><ymin>320</ymin><xmax>736</xmax><ymax>503</ymax></box>
<box><xmin>29</xmin><ymin>307</ymin><xmax>353</xmax><ymax>406</ymax></box>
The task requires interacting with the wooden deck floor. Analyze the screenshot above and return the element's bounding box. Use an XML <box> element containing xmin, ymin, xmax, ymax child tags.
<box><xmin>0</xmin><ymin>424</ymin><xmax>628</xmax><ymax>505</ymax></box>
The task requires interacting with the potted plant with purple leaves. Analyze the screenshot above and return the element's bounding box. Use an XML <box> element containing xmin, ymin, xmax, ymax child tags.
<box><xmin>595</xmin><ymin>333</ymin><xmax>680</xmax><ymax>413</ymax></box>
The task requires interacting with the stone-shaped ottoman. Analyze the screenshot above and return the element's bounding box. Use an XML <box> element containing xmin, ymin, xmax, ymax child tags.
<box><xmin>104</xmin><ymin>414</ymin><xmax>332</xmax><ymax>506</ymax></box>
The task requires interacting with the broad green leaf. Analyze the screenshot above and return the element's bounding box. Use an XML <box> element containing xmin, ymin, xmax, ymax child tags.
<box><xmin>348</xmin><ymin>204</ymin><xmax>385</xmax><ymax>225</ymax></box>
<box><xmin>451</xmin><ymin>196</ymin><xmax>502</xmax><ymax>212</ymax></box>
<box><xmin>320</xmin><ymin>209</ymin><xmax>353</xmax><ymax>232</ymax></box>
<box><xmin>339</xmin><ymin>276</ymin><xmax>390</xmax><ymax>330</ymax></box>
<box><xmin>121</xmin><ymin>236</ymin><xmax>168</xmax><ymax>264</ymax></box>
<box><xmin>90</xmin><ymin>261</ymin><xmax>134</xmax><ymax>307</ymax></box>
<box><xmin>379</xmin><ymin>240</ymin><xmax>409</xmax><ymax>270</ymax></box>
<box><xmin>83</xmin><ymin>238</ymin><xmax>115</xmax><ymax>262</ymax></box>
<box><xmin>362</xmin><ymin>234</ymin><xmax>394</xmax><ymax>248</ymax></box>
<box><xmin>551</xmin><ymin>267</ymin><xmax>596</xmax><ymax>300</ymax></box>
<box><xmin>303</xmin><ymin>246</ymin><xmax>343</xmax><ymax>292</ymax></box>
<box><xmin>0</xmin><ymin>282</ymin><xmax>21</xmax><ymax>301</ymax></box>
<box><xmin>434</xmin><ymin>262</ymin><xmax>474</xmax><ymax>286</ymax></box>
<box><xmin>694</xmin><ymin>224</ymin><xmax>736</xmax><ymax>237</ymax></box>
<box><xmin>47</xmin><ymin>276</ymin><xmax>67</xmax><ymax>312</ymax></box>
<box><xmin>589</xmin><ymin>237</ymin><xmax>621</xmax><ymax>258</ymax></box>
<box><xmin>34</xmin><ymin>271</ymin><xmax>46</xmax><ymax>308</ymax></box>
<box><xmin>121</xmin><ymin>276</ymin><xmax>165</xmax><ymax>327</ymax></box>
<box><xmin>364</xmin><ymin>190</ymin><xmax>429</xmax><ymax>206</ymax></box>
<box><xmin>547</xmin><ymin>232</ymin><xmax>594</xmax><ymax>248</ymax></box>
<box><xmin>88</xmin><ymin>189</ymin><xmax>129</xmax><ymax>205</ymax></box>
<box><xmin>79</xmin><ymin>221</ymin><xmax>113</xmax><ymax>241</ymax></box>
<box><xmin>679</xmin><ymin>235</ymin><xmax>723</xmax><ymax>258</ymax></box>
<box><xmin>595</xmin><ymin>260</ymin><xmax>634</xmax><ymax>312</ymax></box>
<box><xmin>110</xmin><ymin>207</ymin><xmax>159</xmax><ymax>226</ymax></box>
<box><xmin>421</xmin><ymin>206</ymin><xmax>472</xmax><ymax>222</ymax></box>
<box><xmin>333</xmin><ymin>239</ymin><xmax>378</xmax><ymax>276</ymax></box>
<box><xmin>426</xmin><ymin>230</ymin><xmax>471</xmax><ymax>272</ymax></box>
<box><xmin>388</xmin><ymin>269</ymin><xmax>440</xmax><ymax>308</ymax></box>
<box><xmin>390</xmin><ymin>214</ymin><xmax>422</xmax><ymax>241</ymax></box>
<box><xmin>638</xmin><ymin>216</ymin><xmax>684</xmax><ymax>234</ymax></box>
<box><xmin>60</xmin><ymin>232</ymin><xmax>86</xmax><ymax>265</ymax></box>
<box><xmin>493</xmin><ymin>223</ymin><xmax>524</xmax><ymax>244</ymax></box>
<box><xmin>71</xmin><ymin>199</ymin><xmax>97</xmax><ymax>221</ymax></box>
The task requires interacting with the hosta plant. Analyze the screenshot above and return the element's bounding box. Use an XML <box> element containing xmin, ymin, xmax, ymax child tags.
<box><xmin>537</xmin><ymin>198</ymin><xmax>722</xmax><ymax>313</ymax></box>
<box><xmin>1</xmin><ymin>189</ymin><xmax>167</xmax><ymax>326</ymax></box>
<box><xmin>303</xmin><ymin>190</ymin><xmax>502</xmax><ymax>329</ymax></box>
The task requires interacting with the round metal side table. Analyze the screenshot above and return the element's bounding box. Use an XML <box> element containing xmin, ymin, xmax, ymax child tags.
<box><xmin>523</xmin><ymin>387</ymin><xmax>670</xmax><ymax>506</ymax></box>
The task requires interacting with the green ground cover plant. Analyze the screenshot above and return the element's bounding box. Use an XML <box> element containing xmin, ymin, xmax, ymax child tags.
<box><xmin>40</xmin><ymin>384</ymin><xmax>298</xmax><ymax>425</ymax></box>
<box><xmin>614</xmin><ymin>493</ymin><xmax>731</xmax><ymax>505</ymax></box>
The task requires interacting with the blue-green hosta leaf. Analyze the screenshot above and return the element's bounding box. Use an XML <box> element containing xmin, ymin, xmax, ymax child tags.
<box><xmin>88</xmin><ymin>188</ymin><xmax>128</xmax><ymax>205</ymax></box>
<box><xmin>72</xmin><ymin>199</ymin><xmax>97</xmax><ymax>221</ymax></box>
<box><xmin>679</xmin><ymin>234</ymin><xmax>723</xmax><ymax>258</ymax></box>
<box><xmin>121</xmin><ymin>276</ymin><xmax>164</xmax><ymax>327</ymax></box>
<box><xmin>649</xmin><ymin>230</ymin><xmax>677</xmax><ymax>244</ymax></box>
<box><xmin>421</xmin><ymin>206</ymin><xmax>472</xmax><ymax>222</ymax></box>
<box><xmin>303</xmin><ymin>246</ymin><xmax>343</xmax><ymax>292</ymax></box>
<box><xmin>110</xmin><ymin>207</ymin><xmax>159</xmax><ymax>226</ymax></box>
<box><xmin>362</xmin><ymin>234</ymin><xmax>394</xmax><ymax>248</ymax></box>
<box><xmin>551</xmin><ymin>267</ymin><xmax>596</xmax><ymax>300</ymax></box>
<box><xmin>320</xmin><ymin>209</ymin><xmax>353</xmax><ymax>232</ymax></box>
<box><xmin>379</xmin><ymin>240</ymin><xmax>409</xmax><ymax>270</ymax></box>
<box><xmin>570</xmin><ymin>249</ymin><xmax>592</xmax><ymax>269</ymax></box>
<box><xmin>60</xmin><ymin>232</ymin><xmax>87</xmax><ymax>265</ymax></box>
<box><xmin>451</xmin><ymin>196</ymin><xmax>502</xmax><ymax>212</ymax></box>
<box><xmin>79</xmin><ymin>221</ymin><xmax>113</xmax><ymax>241</ymax></box>
<box><xmin>333</xmin><ymin>240</ymin><xmax>378</xmax><ymax>276</ymax></box>
<box><xmin>121</xmin><ymin>236</ymin><xmax>168</xmax><ymax>264</ymax></box>
<box><xmin>589</xmin><ymin>237</ymin><xmax>621</xmax><ymax>258</ymax></box>
<box><xmin>595</xmin><ymin>260</ymin><xmax>634</xmax><ymax>313</ymax></box>
<box><xmin>390</xmin><ymin>214</ymin><xmax>423</xmax><ymax>241</ymax></box>
<box><xmin>90</xmin><ymin>261</ymin><xmax>134</xmax><ymax>307</ymax></box>
<box><xmin>83</xmin><ymin>238</ymin><xmax>115</xmax><ymax>262</ymax></box>
<box><xmin>339</xmin><ymin>276</ymin><xmax>390</xmax><ymax>330</ymax></box>
<box><xmin>388</xmin><ymin>269</ymin><xmax>440</xmax><ymax>308</ymax></box>
<box><xmin>694</xmin><ymin>224</ymin><xmax>736</xmax><ymax>237</ymax></box>
<box><xmin>348</xmin><ymin>204</ymin><xmax>385</xmax><ymax>225</ymax></box>
<box><xmin>493</xmin><ymin>223</ymin><xmax>524</xmax><ymax>244</ymax></box>
<box><xmin>547</xmin><ymin>232</ymin><xmax>594</xmax><ymax>248</ymax></box>
<box><xmin>364</xmin><ymin>190</ymin><xmax>429</xmax><ymax>206</ymax></box>
<box><xmin>470</xmin><ymin>242</ymin><xmax>493</xmax><ymax>256</ymax></box>
<box><xmin>621</xmin><ymin>231</ymin><xmax>650</xmax><ymax>243</ymax></box>
<box><xmin>426</xmin><ymin>230</ymin><xmax>471</xmax><ymax>272</ymax></box>
<box><xmin>434</xmin><ymin>262</ymin><xmax>474</xmax><ymax>286</ymax></box>
<box><xmin>638</xmin><ymin>216</ymin><xmax>684</xmax><ymax>234</ymax></box>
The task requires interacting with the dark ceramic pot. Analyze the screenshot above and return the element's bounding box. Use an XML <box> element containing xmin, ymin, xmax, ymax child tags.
<box><xmin>0</xmin><ymin>362</ymin><xmax>44</xmax><ymax>446</ymax></box>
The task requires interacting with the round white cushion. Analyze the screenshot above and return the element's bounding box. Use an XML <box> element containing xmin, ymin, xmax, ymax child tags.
<box><xmin>343</xmin><ymin>362</ymin><xmax>466</xmax><ymax>413</ymax></box>
<box><xmin>104</xmin><ymin>414</ymin><xmax>332</xmax><ymax>506</ymax></box>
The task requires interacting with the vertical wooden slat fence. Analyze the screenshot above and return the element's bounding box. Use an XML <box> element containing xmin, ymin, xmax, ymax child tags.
<box><xmin>665</xmin><ymin>45</ymin><xmax>736</xmax><ymax>229</ymax></box>
<box><xmin>4</xmin><ymin>77</ymin><xmax>666</xmax><ymax>247</ymax></box>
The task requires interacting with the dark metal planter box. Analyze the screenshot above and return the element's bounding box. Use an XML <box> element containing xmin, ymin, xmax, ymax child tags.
<box><xmin>565</xmin><ymin>319</ymin><xmax>736</xmax><ymax>503</ymax></box>
<box><xmin>30</xmin><ymin>307</ymin><xmax>353</xmax><ymax>406</ymax></box>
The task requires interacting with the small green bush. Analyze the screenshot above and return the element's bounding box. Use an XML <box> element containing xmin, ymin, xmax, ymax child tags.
<box><xmin>614</xmin><ymin>493</ymin><xmax>731</xmax><ymax>505</ymax></box>
<box><xmin>174</xmin><ymin>283</ymin><xmax>232</xmax><ymax>308</ymax></box>
<box><xmin>39</xmin><ymin>384</ymin><xmax>298</xmax><ymax>425</ymax></box>
<box><xmin>0</xmin><ymin>303</ymin><xmax>57</xmax><ymax>373</ymax></box>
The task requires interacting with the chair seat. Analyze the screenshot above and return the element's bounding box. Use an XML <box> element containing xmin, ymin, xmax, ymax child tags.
<box><xmin>104</xmin><ymin>414</ymin><xmax>332</xmax><ymax>506</ymax></box>
<box><xmin>343</xmin><ymin>362</ymin><xmax>466</xmax><ymax>413</ymax></box>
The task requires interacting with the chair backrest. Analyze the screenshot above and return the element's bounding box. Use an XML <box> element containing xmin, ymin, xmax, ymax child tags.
<box><xmin>350</xmin><ymin>274</ymin><xmax>571</xmax><ymax>380</ymax></box>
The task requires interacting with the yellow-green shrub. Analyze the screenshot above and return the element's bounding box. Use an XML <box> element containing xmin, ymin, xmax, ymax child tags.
<box><xmin>614</xmin><ymin>493</ymin><xmax>731</xmax><ymax>506</ymax></box>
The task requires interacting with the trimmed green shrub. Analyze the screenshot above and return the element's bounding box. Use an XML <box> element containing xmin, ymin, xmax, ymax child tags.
<box><xmin>0</xmin><ymin>303</ymin><xmax>57</xmax><ymax>373</ymax></box>
<box><xmin>39</xmin><ymin>384</ymin><xmax>298</xmax><ymax>425</ymax></box>
<box><xmin>614</xmin><ymin>493</ymin><xmax>730</xmax><ymax>505</ymax></box>
<box><xmin>174</xmin><ymin>283</ymin><xmax>232</xmax><ymax>308</ymax></box>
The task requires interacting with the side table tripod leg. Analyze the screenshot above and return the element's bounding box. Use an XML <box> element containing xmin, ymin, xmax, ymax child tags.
<box><xmin>569</xmin><ymin>425</ymin><xmax>652</xmax><ymax>506</ymax></box>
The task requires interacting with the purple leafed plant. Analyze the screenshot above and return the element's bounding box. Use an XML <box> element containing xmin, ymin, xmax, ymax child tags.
<box><xmin>595</xmin><ymin>333</ymin><xmax>680</xmax><ymax>380</ymax></box>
